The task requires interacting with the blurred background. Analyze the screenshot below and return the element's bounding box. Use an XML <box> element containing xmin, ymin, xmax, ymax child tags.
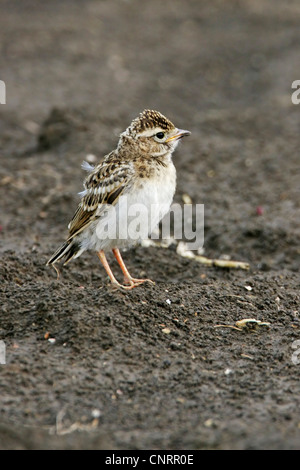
<box><xmin>1</xmin><ymin>0</ymin><xmax>300</xmax><ymax>450</ymax></box>
<box><xmin>1</xmin><ymin>0</ymin><xmax>299</xmax><ymax>119</ymax></box>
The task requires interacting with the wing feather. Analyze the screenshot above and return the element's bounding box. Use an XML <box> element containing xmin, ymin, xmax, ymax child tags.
<box><xmin>67</xmin><ymin>158</ymin><xmax>134</xmax><ymax>239</ymax></box>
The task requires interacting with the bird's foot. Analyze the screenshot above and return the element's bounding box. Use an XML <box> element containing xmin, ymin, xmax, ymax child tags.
<box><xmin>124</xmin><ymin>276</ymin><xmax>155</xmax><ymax>287</ymax></box>
<box><xmin>108</xmin><ymin>277</ymin><xmax>155</xmax><ymax>290</ymax></box>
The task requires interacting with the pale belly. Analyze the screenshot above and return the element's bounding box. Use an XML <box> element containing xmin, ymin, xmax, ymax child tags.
<box><xmin>79</xmin><ymin>161</ymin><xmax>176</xmax><ymax>252</ymax></box>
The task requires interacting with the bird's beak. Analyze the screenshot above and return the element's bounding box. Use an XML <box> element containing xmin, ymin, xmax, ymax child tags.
<box><xmin>166</xmin><ymin>129</ymin><xmax>191</xmax><ymax>142</ymax></box>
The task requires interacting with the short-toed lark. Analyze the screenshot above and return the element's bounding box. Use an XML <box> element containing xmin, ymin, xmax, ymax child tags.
<box><xmin>47</xmin><ymin>109</ymin><xmax>190</xmax><ymax>289</ymax></box>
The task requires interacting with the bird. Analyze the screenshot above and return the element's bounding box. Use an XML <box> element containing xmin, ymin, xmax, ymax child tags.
<box><xmin>47</xmin><ymin>109</ymin><xmax>190</xmax><ymax>290</ymax></box>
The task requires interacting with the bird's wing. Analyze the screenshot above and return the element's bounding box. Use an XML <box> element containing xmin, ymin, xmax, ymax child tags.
<box><xmin>67</xmin><ymin>158</ymin><xmax>135</xmax><ymax>239</ymax></box>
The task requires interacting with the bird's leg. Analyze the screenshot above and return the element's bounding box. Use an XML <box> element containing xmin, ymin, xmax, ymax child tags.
<box><xmin>97</xmin><ymin>250</ymin><xmax>135</xmax><ymax>290</ymax></box>
<box><xmin>112</xmin><ymin>248</ymin><xmax>155</xmax><ymax>287</ymax></box>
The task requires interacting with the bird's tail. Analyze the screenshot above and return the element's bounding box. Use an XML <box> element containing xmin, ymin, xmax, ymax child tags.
<box><xmin>47</xmin><ymin>239</ymin><xmax>82</xmax><ymax>268</ymax></box>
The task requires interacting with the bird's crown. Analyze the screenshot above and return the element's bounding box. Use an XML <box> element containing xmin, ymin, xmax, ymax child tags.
<box><xmin>130</xmin><ymin>109</ymin><xmax>175</xmax><ymax>135</ymax></box>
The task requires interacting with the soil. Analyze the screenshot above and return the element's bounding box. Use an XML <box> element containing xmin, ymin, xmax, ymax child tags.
<box><xmin>1</xmin><ymin>0</ymin><xmax>300</xmax><ymax>450</ymax></box>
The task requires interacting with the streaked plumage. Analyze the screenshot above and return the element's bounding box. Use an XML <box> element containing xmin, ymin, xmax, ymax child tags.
<box><xmin>47</xmin><ymin>109</ymin><xmax>190</xmax><ymax>289</ymax></box>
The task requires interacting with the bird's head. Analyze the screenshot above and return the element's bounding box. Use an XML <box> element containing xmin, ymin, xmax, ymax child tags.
<box><xmin>118</xmin><ymin>109</ymin><xmax>190</xmax><ymax>158</ymax></box>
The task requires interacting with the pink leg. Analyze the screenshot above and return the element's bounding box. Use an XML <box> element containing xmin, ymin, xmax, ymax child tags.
<box><xmin>112</xmin><ymin>248</ymin><xmax>155</xmax><ymax>288</ymax></box>
<box><xmin>97</xmin><ymin>250</ymin><xmax>135</xmax><ymax>290</ymax></box>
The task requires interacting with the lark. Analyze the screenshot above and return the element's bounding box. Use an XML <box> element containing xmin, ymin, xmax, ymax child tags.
<box><xmin>47</xmin><ymin>109</ymin><xmax>190</xmax><ymax>289</ymax></box>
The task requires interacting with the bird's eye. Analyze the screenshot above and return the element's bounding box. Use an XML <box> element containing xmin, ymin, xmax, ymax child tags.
<box><xmin>155</xmin><ymin>132</ymin><xmax>165</xmax><ymax>140</ymax></box>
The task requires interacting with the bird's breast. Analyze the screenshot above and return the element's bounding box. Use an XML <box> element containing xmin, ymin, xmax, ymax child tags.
<box><xmin>87</xmin><ymin>161</ymin><xmax>177</xmax><ymax>247</ymax></box>
<box><xmin>133</xmin><ymin>160</ymin><xmax>176</xmax><ymax>210</ymax></box>
<box><xmin>121</xmin><ymin>161</ymin><xmax>176</xmax><ymax>236</ymax></box>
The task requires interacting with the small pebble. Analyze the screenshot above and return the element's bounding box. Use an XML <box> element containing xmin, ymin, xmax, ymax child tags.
<box><xmin>86</xmin><ymin>153</ymin><xmax>97</xmax><ymax>163</ymax></box>
<box><xmin>244</xmin><ymin>285</ymin><xmax>252</xmax><ymax>291</ymax></box>
<box><xmin>162</xmin><ymin>328</ymin><xmax>171</xmax><ymax>334</ymax></box>
<box><xmin>91</xmin><ymin>409</ymin><xmax>101</xmax><ymax>418</ymax></box>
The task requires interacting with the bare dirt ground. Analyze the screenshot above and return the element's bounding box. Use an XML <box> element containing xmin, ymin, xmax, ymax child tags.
<box><xmin>0</xmin><ymin>0</ymin><xmax>300</xmax><ymax>450</ymax></box>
